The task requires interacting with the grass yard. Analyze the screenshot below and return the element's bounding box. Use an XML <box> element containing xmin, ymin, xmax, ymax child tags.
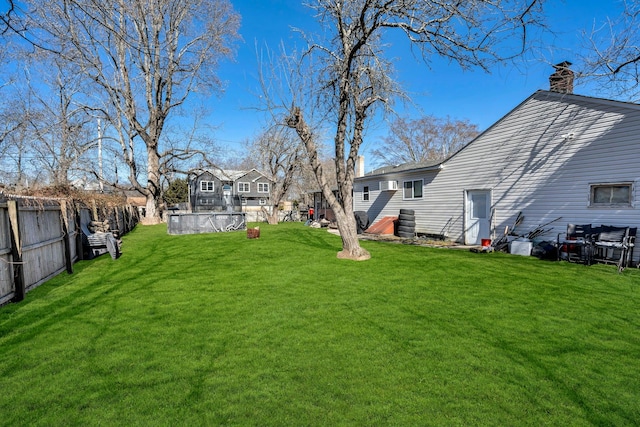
<box><xmin>1</xmin><ymin>222</ymin><xmax>639</xmax><ymax>426</ymax></box>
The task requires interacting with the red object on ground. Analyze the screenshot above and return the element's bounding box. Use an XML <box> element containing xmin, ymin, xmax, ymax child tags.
<box><xmin>365</xmin><ymin>216</ymin><xmax>398</xmax><ymax>235</ymax></box>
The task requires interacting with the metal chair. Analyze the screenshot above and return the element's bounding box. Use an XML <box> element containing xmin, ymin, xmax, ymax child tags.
<box><xmin>593</xmin><ymin>226</ymin><xmax>635</xmax><ymax>272</ymax></box>
<box><xmin>558</xmin><ymin>224</ymin><xmax>593</xmax><ymax>264</ymax></box>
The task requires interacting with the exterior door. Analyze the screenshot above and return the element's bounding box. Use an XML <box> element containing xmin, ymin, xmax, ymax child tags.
<box><xmin>465</xmin><ymin>190</ymin><xmax>491</xmax><ymax>245</ymax></box>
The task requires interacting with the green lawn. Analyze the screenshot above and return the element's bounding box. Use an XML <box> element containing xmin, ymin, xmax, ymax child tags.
<box><xmin>1</xmin><ymin>223</ymin><xmax>639</xmax><ymax>426</ymax></box>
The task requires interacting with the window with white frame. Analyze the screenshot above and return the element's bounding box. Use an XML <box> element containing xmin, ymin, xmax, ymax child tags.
<box><xmin>200</xmin><ymin>181</ymin><xmax>214</xmax><ymax>192</ymax></box>
<box><xmin>241</xmin><ymin>197</ymin><xmax>247</xmax><ymax>205</ymax></box>
<box><xmin>363</xmin><ymin>186</ymin><xmax>370</xmax><ymax>201</ymax></box>
<box><xmin>590</xmin><ymin>183</ymin><xmax>632</xmax><ymax>207</ymax></box>
<box><xmin>238</xmin><ymin>182</ymin><xmax>250</xmax><ymax>192</ymax></box>
<box><xmin>258</xmin><ymin>182</ymin><xmax>269</xmax><ymax>193</ymax></box>
<box><xmin>259</xmin><ymin>198</ymin><xmax>267</xmax><ymax>205</ymax></box>
<box><xmin>403</xmin><ymin>179</ymin><xmax>423</xmax><ymax>199</ymax></box>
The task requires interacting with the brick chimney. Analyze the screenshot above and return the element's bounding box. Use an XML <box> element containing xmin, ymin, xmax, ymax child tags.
<box><xmin>355</xmin><ymin>155</ymin><xmax>365</xmax><ymax>178</ymax></box>
<box><xmin>549</xmin><ymin>61</ymin><xmax>574</xmax><ymax>94</ymax></box>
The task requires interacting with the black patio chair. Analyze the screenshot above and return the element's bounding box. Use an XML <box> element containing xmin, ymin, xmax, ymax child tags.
<box><xmin>557</xmin><ymin>224</ymin><xmax>593</xmax><ymax>264</ymax></box>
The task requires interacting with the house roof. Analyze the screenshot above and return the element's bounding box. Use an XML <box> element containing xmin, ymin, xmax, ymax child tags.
<box><xmin>441</xmin><ymin>89</ymin><xmax>640</xmax><ymax>164</ymax></box>
<box><xmin>545</xmin><ymin>88</ymin><xmax>640</xmax><ymax>112</ymax></box>
<box><xmin>357</xmin><ymin>89</ymin><xmax>640</xmax><ymax>181</ymax></box>
<box><xmin>210</xmin><ymin>169</ymin><xmax>249</xmax><ymax>181</ymax></box>
<box><xmin>362</xmin><ymin>160</ymin><xmax>443</xmax><ymax>179</ymax></box>
<box><xmin>194</xmin><ymin>168</ymin><xmax>273</xmax><ymax>182</ymax></box>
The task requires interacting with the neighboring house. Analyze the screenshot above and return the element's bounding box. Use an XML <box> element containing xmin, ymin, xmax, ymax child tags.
<box><xmin>354</xmin><ymin>64</ymin><xmax>640</xmax><ymax>263</ymax></box>
<box><xmin>189</xmin><ymin>168</ymin><xmax>274</xmax><ymax>214</ymax></box>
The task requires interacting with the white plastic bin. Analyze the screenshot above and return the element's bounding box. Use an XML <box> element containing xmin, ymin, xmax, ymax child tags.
<box><xmin>510</xmin><ymin>239</ymin><xmax>532</xmax><ymax>256</ymax></box>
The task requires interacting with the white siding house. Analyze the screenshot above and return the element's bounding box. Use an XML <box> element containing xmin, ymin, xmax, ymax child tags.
<box><xmin>354</xmin><ymin>89</ymin><xmax>640</xmax><ymax>263</ymax></box>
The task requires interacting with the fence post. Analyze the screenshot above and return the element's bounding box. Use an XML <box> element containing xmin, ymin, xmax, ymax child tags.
<box><xmin>75</xmin><ymin>203</ymin><xmax>85</xmax><ymax>261</ymax></box>
<box><xmin>91</xmin><ymin>199</ymin><xmax>98</xmax><ymax>222</ymax></box>
<box><xmin>7</xmin><ymin>200</ymin><xmax>25</xmax><ymax>302</ymax></box>
<box><xmin>60</xmin><ymin>200</ymin><xmax>73</xmax><ymax>274</ymax></box>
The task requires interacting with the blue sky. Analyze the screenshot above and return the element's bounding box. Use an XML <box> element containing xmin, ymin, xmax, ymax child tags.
<box><xmin>211</xmin><ymin>1</ymin><xmax>626</xmax><ymax>166</ymax></box>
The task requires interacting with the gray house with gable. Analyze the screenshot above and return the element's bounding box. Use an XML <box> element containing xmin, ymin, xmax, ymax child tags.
<box><xmin>189</xmin><ymin>168</ymin><xmax>274</xmax><ymax>213</ymax></box>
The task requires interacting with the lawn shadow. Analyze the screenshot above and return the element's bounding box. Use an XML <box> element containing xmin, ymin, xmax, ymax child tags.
<box><xmin>0</xmin><ymin>274</ymin><xmax>129</xmax><ymax>351</ymax></box>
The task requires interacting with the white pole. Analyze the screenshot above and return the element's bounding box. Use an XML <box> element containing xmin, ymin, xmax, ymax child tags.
<box><xmin>98</xmin><ymin>119</ymin><xmax>103</xmax><ymax>192</ymax></box>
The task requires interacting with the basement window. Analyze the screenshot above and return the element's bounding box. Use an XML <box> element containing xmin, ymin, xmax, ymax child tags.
<box><xmin>590</xmin><ymin>183</ymin><xmax>632</xmax><ymax>207</ymax></box>
<box><xmin>403</xmin><ymin>179</ymin><xmax>423</xmax><ymax>200</ymax></box>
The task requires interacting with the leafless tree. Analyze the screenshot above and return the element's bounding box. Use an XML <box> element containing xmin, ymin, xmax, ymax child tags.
<box><xmin>373</xmin><ymin>116</ymin><xmax>479</xmax><ymax>166</ymax></box>
<box><xmin>0</xmin><ymin>97</ymin><xmax>22</xmax><ymax>160</ymax></box>
<box><xmin>18</xmin><ymin>0</ymin><xmax>239</xmax><ymax>223</ymax></box>
<box><xmin>290</xmin><ymin>155</ymin><xmax>337</xmax><ymax>208</ymax></box>
<box><xmin>579</xmin><ymin>1</ymin><xmax>640</xmax><ymax>100</ymax></box>
<box><xmin>0</xmin><ymin>0</ymin><xmax>17</xmax><ymax>35</ymax></box>
<box><xmin>23</xmin><ymin>57</ymin><xmax>97</xmax><ymax>186</ymax></box>
<box><xmin>0</xmin><ymin>97</ymin><xmax>33</xmax><ymax>187</ymax></box>
<box><xmin>272</xmin><ymin>0</ymin><xmax>546</xmax><ymax>260</ymax></box>
<box><xmin>154</xmin><ymin>110</ymin><xmax>225</xmax><ymax>202</ymax></box>
<box><xmin>219</xmin><ymin>153</ymin><xmax>257</xmax><ymax>172</ymax></box>
<box><xmin>0</xmin><ymin>1</ymin><xmax>16</xmax><ymax>151</ymax></box>
<box><xmin>248</xmin><ymin>125</ymin><xmax>305</xmax><ymax>225</ymax></box>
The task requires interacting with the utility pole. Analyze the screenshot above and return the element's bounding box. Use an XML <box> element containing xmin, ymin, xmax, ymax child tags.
<box><xmin>97</xmin><ymin>119</ymin><xmax>103</xmax><ymax>192</ymax></box>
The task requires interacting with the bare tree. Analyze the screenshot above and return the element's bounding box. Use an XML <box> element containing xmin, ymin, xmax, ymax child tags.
<box><xmin>23</xmin><ymin>57</ymin><xmax>97</xmax><ymax>186</ymax></box>
<box><xmin>248</xmin><ymin>125</ymin><xmax>305</xmax><ymax>224</ymax></box>
<box><xmin>0</xmin><ymin>97</ymin><xmax>23</xmax><ymax>163</ymax></box>
<box><xmin>290</xmin><ymin>155</ymin><xmax>337</xmax><ymax>208</ymax></box>
<box><xmin>18</xmin><ymin>0</ymin><xmax>239</xmax><ymax>223</ymax></box>
<box><xmin>0</xmin><ymin>97</ymin><xmax>33</xmax><ymax>187</ymax></box>
<box><xmin>0</xmin><ymin>0</ymin><xmax>17</xmax><ymax>35</ymax></box>
<box><xmin>373</xmin><ymin>116</ymin><xmax>479</xmax><ymax>166</ymax></box>
<box><xmin>274</xmin><ymin>0</ymin><xmax>545</xmax><ymax>260</ymax></box>
<box><xmin>0</xmin><ymin>2</ymin><xmax>17</xmax><ymax>152</ymax></box>
<box><xmin>579</xmin><ymin>1</ymin><xmax>640</xmax><ymax>100</ymax></box>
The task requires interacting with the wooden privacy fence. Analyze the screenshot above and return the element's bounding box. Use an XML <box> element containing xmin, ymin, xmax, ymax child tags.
<box><xmin>0</xmin><ymin>195</ymin><xmax>138</xmax><ymax>306</ymax></box>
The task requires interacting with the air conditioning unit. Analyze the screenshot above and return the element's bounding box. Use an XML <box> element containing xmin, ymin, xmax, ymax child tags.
<box><xmin>379</xmin><ymin>180</ymin><xmax>398</xmax><ymax>191</ymax></box>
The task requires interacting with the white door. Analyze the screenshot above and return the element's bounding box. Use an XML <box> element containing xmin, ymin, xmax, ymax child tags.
<box><xmin>465</xmin><ymin>190</ymin><xmax>491</xmax><ymax>245</ymax></box>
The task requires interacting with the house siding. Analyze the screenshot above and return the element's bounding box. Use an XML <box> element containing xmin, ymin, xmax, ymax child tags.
<box><xmin>191</xmin><ymin>172</ymin><xmax>225</xmax><ymax>212</ymax></box>
<box><xmin>355</xmin><ymin>90</ymin><xmax>640</xmax><ymax>262</ymax></box>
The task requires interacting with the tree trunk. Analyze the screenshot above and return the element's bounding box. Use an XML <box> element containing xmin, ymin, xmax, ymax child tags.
<box><xmin>286</xmin><ymin>106</ymin><xmax>370</xmax><ymax>260</ymax></box>
<box><xmin>263</xmin><ymin>206</ymin><xmax>278</xmax><ymax>225</ymax></box>
<box><xmin>140</xmin><ymin>146</ymin><xmax>163</xmax><ymax>225</ymax></box>
<box><xmin>329</xmin><ymin>189</ymin><xmax>371</xmax><ymax>261</ymax></box>
<box><xmin>141</xmin><ymin>193</ymin><xmax>162</xmax><ymax>225</ymax></box>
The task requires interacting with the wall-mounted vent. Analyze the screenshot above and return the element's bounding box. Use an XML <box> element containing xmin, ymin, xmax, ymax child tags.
<box><xmin>379</xmin><ymin>180</ymin><xmax>398</xmax><ymax>191</ymax></box>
